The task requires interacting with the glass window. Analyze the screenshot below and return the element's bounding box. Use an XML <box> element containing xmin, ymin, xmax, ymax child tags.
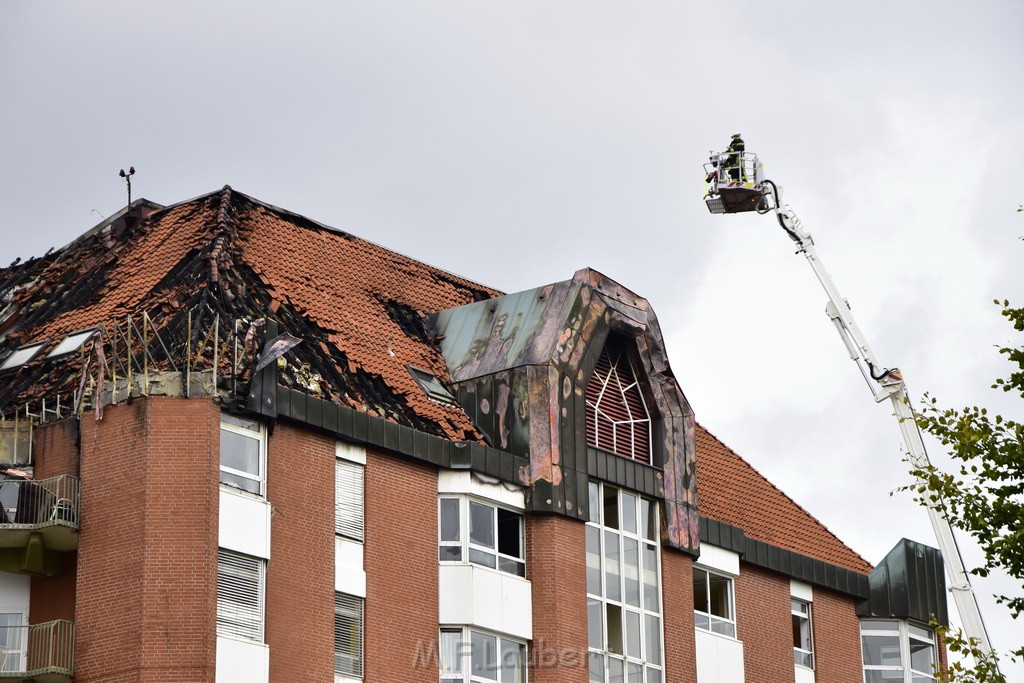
<box><xmin>0</xmin><ymin>612</ymin><xmax>26</xmax><ymax>673</ymax></box>
<box><xmin>335</xmin><ymin>458</ymin><xmax>364</xmax><ymax>541</ymax></box>
<box><xmin>440</xmin><ymin>628</ymin><xmax>525</xmax><ymax>683</ymax></box>
<box><xmin>438</xmin><ymin>497</ymin><xmax>524</xmax><ymax>577</ymax></box>
<box><xmin>217</xmin><ymin>549</ymin><xmax>265</xmax><ymax>642</ymax></box>
<box><xmin>335</xmin><ymin>593</ymin><xmax>364</xmax><ymax>677</ymax></box>
<box><xmin>587</xmin><ymin>481</ymin><xmax>662</xmax><ymax>682</ymax></box>
<box><xmin>47</xmin><ymin>329</ymin><xmax>96</xmax><ymax>358</ymax></box>
<box><xmin>220</xmin><ymin>414</ymin><xmax>265</xmax><ymax>496</ymax></box>
<box><xmin>861</xmin><ymin>619</ymin><xmax>936</xmax><ymax>683</ymax></box>
<box><xmin>692</xmin><ymin>567</ymin><xmax>736</xmax><ymax>638</ymax></box>
<box><xmin>791</xmin><ymin>598</ymin><xmax>813</xmax><ymax>668</ymax></box>
<box><xmin>0</xmin><ymin>342</ymin><xmax>46</xmax><ymax>371</ymax></box>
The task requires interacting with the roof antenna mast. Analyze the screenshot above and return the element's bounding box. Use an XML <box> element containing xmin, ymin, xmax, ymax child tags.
<box><xmin>119</xmin><ymin>166</ymin><xmax>136</xmax><ymax>206</ymax></box>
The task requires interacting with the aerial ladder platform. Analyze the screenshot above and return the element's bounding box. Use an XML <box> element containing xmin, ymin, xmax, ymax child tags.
<box><xmin>702</xmin><ymin>141</ymin><xmax>999</xmax><ymax>670</ymax></box>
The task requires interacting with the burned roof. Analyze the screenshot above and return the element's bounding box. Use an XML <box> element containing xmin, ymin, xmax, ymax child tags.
<box><xmin>0</xmin><ymin>186</ymin><xmax>500</xmax><ymax>440</ymax></box>
<box><xmin>695</xmin><ymin>423</ymin><xmax>873</xmax><ymax>574</ymax></box>
<box><xmin>2</xmin><ymin>186</ymin><xmax>873</xmax><ymax>570</ymax></box>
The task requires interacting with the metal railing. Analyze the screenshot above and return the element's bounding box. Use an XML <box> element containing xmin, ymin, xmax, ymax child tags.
<box><xmin>0</xmin><ymin>475</ymin><xmax>79</xmax><ymax>528</ymax></box>
<box><xmin>0</xmin><ymin>620</ymin><xmax>74</xmax><ymax>677</ymax></box>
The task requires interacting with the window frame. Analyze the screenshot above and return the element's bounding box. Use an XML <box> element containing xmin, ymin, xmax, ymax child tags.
<box><xmin>692</xmin><ymin>565</ymin><xmax>737</xmax><ymax>639</ymax></box>
<box><xmin>791</xmin><ymin>598</ymin><xmax>814</xmax><ymax>669</ymax></box>
<box><xmin>439</xmin><ymin>626</ymin><xmax>527</xmax><ymax>683</ymax></box>
<box><xmin>586</xmin><ymin>481</ymin><xmax>664</xmax><ymax>683</ymax></box>
<box><xmin>0</xmin><ymin>342</ymin><xmax>47</xmax><ymax>372</ymax></box>
<box><xmin>860</xmin><ymin>619</ymin><xmax>937</xmax><ymax>683</ymax></box>
<box><xmin>219</xmin><ymin>414</ymin><xmax>266</xmax><ymax>498</ymax></box>
<box><xmin>335</xmin><ymin>457</ymin><xmax>365</xmax><ymax>542</ymax></box>
<box><xmin>216</xmin><ymin>549</ymin><xmax>266</xmax><ymax>643</ymax></box>
<box><xmin>438</xmin><ymin>496</ymin><xmax>525</xmax><ymax>577</ymax></box>
<box><xmin>335</xmin><ymin>592</ymin><xmax>364</xmax><ymax>678</ymax></box>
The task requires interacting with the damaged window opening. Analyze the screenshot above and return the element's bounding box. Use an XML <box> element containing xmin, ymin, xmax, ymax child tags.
<box><xmin>407</xmin><ymin>366</ymin><xmax>458</xmax><ymax>406</ymax></box>
<box><xmin>438</xmin><ymin>496</ymin><xmax>524</xmax><ymax>577</ymax></box>
<box><xmin>47</xmin><ymin>329</ymin><xmax>96</xmax><ymax>358</ymax></box>
<box><xmin>0</xmin><ymin>342</ymin><xmax>47</xmax><ymax>372</ymax></box>
<box><xmin>220</xmin><ymin>414</ymin><xmax>266</xmax><ymax>497</ymax></box>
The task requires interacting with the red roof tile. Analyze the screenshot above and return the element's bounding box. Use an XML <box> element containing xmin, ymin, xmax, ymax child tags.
<box><xmin>695</xmin><ymin>423</ymin><xmax>872</xmax><ymax>574</ymax></box>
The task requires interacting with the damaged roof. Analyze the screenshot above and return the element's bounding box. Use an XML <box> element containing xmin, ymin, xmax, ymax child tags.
<box><xmin>1</xmin><ymin>186</ymin><xmax>870</xmax><ymax>571</ymax></box>
<box><xmin>695</xmin><ymin>423</ymin><xmax>873</xmax><ymax>574</ymax></box>
<box><xmin>0</xmin><ymin>186</ymin><xmax>499</xmax><ymax>440</ymax></box>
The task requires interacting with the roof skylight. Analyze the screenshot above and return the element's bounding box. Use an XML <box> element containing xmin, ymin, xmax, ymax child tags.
<box><xmin>0</xmin><ymin>342</ymin><xmax>47</xmax><ymax>371</ymax></box>
<box><xmin>406</xmin><ymin>366</ymin><xmax>457</xmax><ymax>406</ymax></box>
<box><xmin>47</xmin><ymin>329</ymin><xmax>96</xmax><ymax>358</ymax></box>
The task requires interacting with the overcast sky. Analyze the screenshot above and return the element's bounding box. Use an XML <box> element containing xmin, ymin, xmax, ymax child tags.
<box><xmin>2</xmin><ymin>0</ymin><xmax>1022</xmax><ymax>672</ymax></box>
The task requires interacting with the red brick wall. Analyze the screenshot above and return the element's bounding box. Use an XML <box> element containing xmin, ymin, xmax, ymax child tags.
<box><xmin>265</xmin><ymin>421</ymin><xmax>335</xmax><ymax>682</ymax></box>
<box><xmin>33</xmin><ymin>418</ymin><xmax>80</xmax><ymax>479</ymax></box>
<box><xmin>735</xmin><ymin>564</ymin><xmax>795</xmax><ymax>683</ymax></box>
<box><xmin>526</xmin><ymin>514</ymin><xmax>589</xmax><ymax>683</ymax></box>
<box><xmin>76</xmin><ymin>397</ymin><xmax>219</xmax><ymax>683</ymax></box>
<box><xmin>29</xmin><ymin>418</ymin><xmax>80</xmax><ymax>623</ymax></box>
<box><xmin>364</xmin><ymin>448</ymin><xmax>438</xmax><ymax>681</ymax></box>
<box><xmin>662</xmin><ymin>549</ymin><xmax>697</xmax><ymax>683</ymax></box>
<box><xmin>812</xmin><ymin>587</ymin><xmax>865</xmax><ymax>683</ymax></box>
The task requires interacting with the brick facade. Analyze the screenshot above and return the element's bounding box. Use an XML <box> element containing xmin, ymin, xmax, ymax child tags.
<box><xmin>526</xmin><ymin>514</ymin><xmax>589</xmax><ymax>683</ymax></box>
<box><xmin>812</xmin><ymin>587</ymin><xmax>865</xmax><ymax>683</ymax></box>
<box><xmin>29</xmin><ymin>418</ymin><xmax>79</xmax><ymax>624</ymax></box>
<box><xmin>735</xmin><ymin>564</ymin><xmax>796</xmax><ymax>683</ymax></box>
<box><xmin>75</xmin><ymin>397</ymin><xmax>219</xmax><ymax>683</ymax></box>
<box><xmin>662</xmin><ymin>549</ymin><xmax>698</xmax><ymax>683</ymax></box>
<box><xmin>364</xmin><ymin>449</ymin><xmax>439</xmax><ymax>681</ymax></box>
<box><xmin>266</xmin><ymin>421</ymin><xmax>336</xmax><ymax>681</ymax></box>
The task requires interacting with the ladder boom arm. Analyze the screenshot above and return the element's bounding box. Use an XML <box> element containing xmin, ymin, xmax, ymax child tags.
<box><xmin>770</xmin><ymin>190</ymin><xmax>998</xmax><ymax>661</ymax></box>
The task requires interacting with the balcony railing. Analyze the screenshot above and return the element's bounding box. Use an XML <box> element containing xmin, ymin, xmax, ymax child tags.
<box><xmin>0</xmin><ymin>476</ymin><xmax>80</xmax><ymax>553</ymax></box>
<box><xmin>0</xmin><ymin>619</ymin><xmax>74</xmax><ymax>681</ymax></box>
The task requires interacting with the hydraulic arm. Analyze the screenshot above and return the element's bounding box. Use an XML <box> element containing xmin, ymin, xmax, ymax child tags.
<box><xmin>758</xmin><ymin>179</ymin><xmax>998</xmax><ymax>665</ymax></box>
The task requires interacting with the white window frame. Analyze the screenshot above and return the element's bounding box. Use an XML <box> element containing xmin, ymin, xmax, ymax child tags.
<box><xmin>47</xmin><ymin>328</ymin><xmax>96</xmax><ymax>358</ymax></box>
<box><xmin>586</xmin><ymin>481</ymin><xmax>664</xmax><ymax>683</ymax></box>
<box><xmin>220</xmin><ymin>414</ymin><xmax>266</xmax><ymax>497</ymax></box>
<box><xmin>335</xmin><ymin>457</ymin><xmax>364</xmax><ymax>542</ymax></box>
<box><xmin>216</xmin><ymin>549</ymin><xmax>265</xmax><ymax>643</ymax></box>
<box><xmin>0</xmin><ymin>610</ymin><xmax>27</xmax><ymax>674</ymax></box>
<box><xmin>439</xmin><ymin>626</ymin><xmax>527</xmax><ymax>683</ymax></box>
<box><xmin>0</xmin><ymin>342</ymin><xmax>46</xmax><ymax>371</ymax></box>
<box><xmin>860</xmin><ymin>619</ymin><xmax>937</xmax><ymax>682</ymax></box>
<box><xmin>335</xmin><ymin>592</ymin><xmax>364</xmax><ymax>679</ymax></box>
<box><xmin>693</xmin><ymin>566</ymin><xmax>737</xmax><ymax>638</ymax></box>
<box><xmin>438</xmin><ymin>496</ymin><xmax>525</xmax><ymax>577</ymax></box>
<box><xmin>792</xmin><ymin>598</ymin><xmax>814</xmax><ymax>669</ymax></box>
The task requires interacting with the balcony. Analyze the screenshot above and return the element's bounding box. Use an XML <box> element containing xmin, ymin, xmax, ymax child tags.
<box><xmin>0</xmin><ymin>620</ymin><xmax>74</xmax><ymax>683</ymax></box>
<box><xmin>0</xmin><ymin>476</ymin><xmax>79</xmax><ymax>576</ymax></box>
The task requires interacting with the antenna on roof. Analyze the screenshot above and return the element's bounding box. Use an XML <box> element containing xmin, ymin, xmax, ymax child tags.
<box><xmin>118</xmin><ymin>166</ymin><xmax>135</xmax><ymax>206</ymax></box>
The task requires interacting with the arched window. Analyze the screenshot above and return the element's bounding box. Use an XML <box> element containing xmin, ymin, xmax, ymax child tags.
<box><xmin>585</xmin><ymin>334</ymin><xmax>652</xmax><ymax>464</ymax></box>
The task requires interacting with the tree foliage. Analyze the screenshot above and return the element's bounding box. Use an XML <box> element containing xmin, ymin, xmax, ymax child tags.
<box><xmin>905</xmin><ymin>300</ymin><xmax>1024</xmax><ymax>680</ymax></box>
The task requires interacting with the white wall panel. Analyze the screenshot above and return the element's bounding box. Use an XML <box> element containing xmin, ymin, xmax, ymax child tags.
<box><xmin>695</xmin><ymin>628</ymin><xmax>745</xmax><ymax>683</ymax></box>
<box><xmin>219</xmin><ymin>488</ymin><xmax>271</xmax><ymax>559</ymax></box>
<box><xmin>216</xmin><ymin>636</ymin><xmax>269</xmax><ymax>683</ymax></box>
<box><xmin>335</xmin><ymin>536</ymin><xmax>366</xmax><ymax>598</ymax></box>
<box><xmin>438</xmin><ymin>564</ymin><xmax>532</xmax><ymax>640</ymax></box>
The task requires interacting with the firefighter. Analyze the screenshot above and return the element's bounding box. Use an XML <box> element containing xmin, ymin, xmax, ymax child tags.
<box><xmin>725</xmin><ymin>133</ymin><xmax>745</xmax><ymax>181</ymax></box>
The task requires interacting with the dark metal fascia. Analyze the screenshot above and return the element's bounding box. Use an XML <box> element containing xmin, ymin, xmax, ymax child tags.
<box><xmin>272</xmin><ymin>384</ymin><xmax>529</xmax><ymax>482</ymax></box>
<box><xmin>586</xmin><ymin>446</ymin><xmax>662</xmax><ymax>498</ymax></box>
<box><xmin>698</xmin><ymin>516</ymin><xmax>870</xmax><ymax>599</ymax></box>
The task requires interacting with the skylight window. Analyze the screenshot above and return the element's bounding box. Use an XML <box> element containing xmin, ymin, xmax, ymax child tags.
<box><xmin>47</xmin><ymin>329</ymin><xmax>96</xmax><ymax>358</ymax></box>
<box><xmin>406</xmin><ymin>366</ymin><xmax>457</xmax><ymax>406</ymax></box>
<box><xmin>0</xmin><ymin>342</ymin><xmax>47</xmax><ymax>371</ymax></box>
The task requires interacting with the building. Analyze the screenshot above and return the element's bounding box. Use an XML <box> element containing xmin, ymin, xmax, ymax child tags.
<box><xmin>0</xmin><ymin>187</ymin><xmax>948</xmax><ymax>682</ymax></box>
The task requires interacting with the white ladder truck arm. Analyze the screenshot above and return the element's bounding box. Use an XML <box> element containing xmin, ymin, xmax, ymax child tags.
<box><xmin>702</xmin><ymin>148</ymin><xmax>998</xmax><ymax>667</ymax></box>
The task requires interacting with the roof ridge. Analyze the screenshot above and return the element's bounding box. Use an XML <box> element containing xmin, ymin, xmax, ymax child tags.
<box><xmin>696</xmin><ymin>421</ymin><xmax>873</xmax><ymax>570</ymax></box>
